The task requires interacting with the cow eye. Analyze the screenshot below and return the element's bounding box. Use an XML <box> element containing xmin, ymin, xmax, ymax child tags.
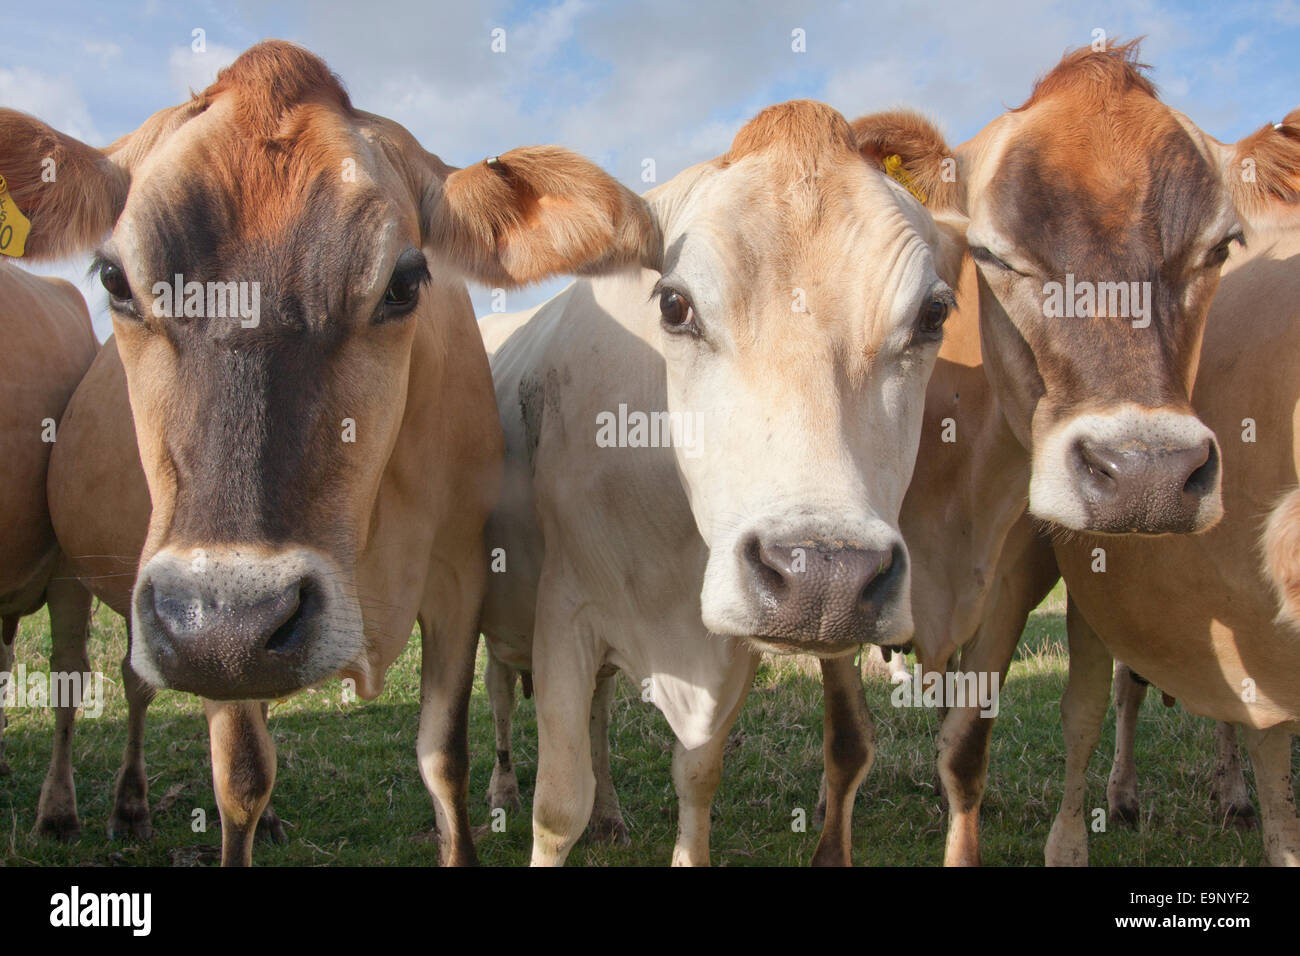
<box><xmin>913</xmin><ymin>287</ymin><xmax>955</xmax><ymax>345</ymax></box>
<box><xmin>970</xmin><ymin>246</ymin><xmax>1017</xmax><ymax>274</ymax></box>
<box><xmin>378</xmin><ymin>248</ymin><xmax>430</xmax><ymax>322</ymax></box>
<box><xmin>98</xmin><ymin>260</ymin><xmax>134</xmax><ymax>309</ymax></box>
<box><xmin>1205</xmin><ymin>229</ymin><xmax>1245</xmax><ymax>269</ymax></box>
<box><xmin>658</xmin><ymin>288</ymin><xmax>699</xmax><ymax>336</ymax></box>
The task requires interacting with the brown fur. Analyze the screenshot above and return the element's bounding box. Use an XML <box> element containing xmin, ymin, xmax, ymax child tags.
<box><xmin>1230</xmin><ymin>108</ymin><xmax>1300</xmax><ymax>223</ymax></box>
<box><xmin>1013</xmin><ymin>39</ymin><xmax>1158</xmax><ymax>113</ymax></box>
<box><xmin>851</xmin><ymin>110</ymin><xmax>960</xmax><ymax>213</ymax></box>
<box><xmin>1262</xmin><ymin>487</ymin><xmax>1300</xmax><ymax>625</ymax></box>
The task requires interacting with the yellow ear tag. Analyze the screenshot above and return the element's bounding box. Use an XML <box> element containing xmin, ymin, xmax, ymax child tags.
<box><xmin>883</xmin><ymin>154</ymin><xmax>927</xmax><ymax>206</ymax></box>
<box><xmin>0</xmin><ymin>174</ymin><xmax>32</xmax><ymax>257</ymax></box>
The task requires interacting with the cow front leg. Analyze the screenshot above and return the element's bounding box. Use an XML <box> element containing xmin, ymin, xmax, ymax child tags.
<box><xmin>484</xmin><ymin>651</ymin><xmax>522</xmax><ymax>814</ymax></box>
<box><xmin>1045</xmin><ymin>598</ymin><xmax>1112</xmax><ymax>866</ymax></box>
<box><xmin>205</xmin><ymin>699</ymin><xmax>276</xmax><ymax>866</ymax></box>
<box><xmin>586</xmin><ymin>671</ymin><xmax>629</xmax><ymax>845</ymax></box>
<box><xmin>416</xmin><ymin>593</ymin><xmax>480</xmax><ymax>867</ymax></box>
<box><xmin>0</xmin><ymin>616</ymin><xmax>16</xmax><ymax>777</ymax></box>
<box><xmin>1105</xmin><ymin>662</ymin><xmax>1146</xmax><ymax>826</ymax></box>
<box><xmin>530</xmin><ymin>605</ymin><xmax>598</xmax><ymax>866</ymax></box>
<box><xmin>108</xmin><ymin>625</ymin><xmax>156</xmax><ymax>840</ymax></box>
<box><xmin>670</xmin><ymin>656</ymin><xmax>755</xmax><ymax>866</ymax></box>
<box><xmin>1211</xmin><ymin>721</ymin><xmax>1256</xmax><ymax>829</ymax></box>
<box><xmin>811</xmin><ymin>654</ymin><xmax>874</xmax><ymax>867</ymax></box>
<box><xmin>1239</xmin><ymin>725</ymin><xmax>1299</xmax><ymax>866</ymax></box>
<box><xmin>34</xmin><ymin>573</ymin><xmax>92</xmax><ymax>840</ymax></box>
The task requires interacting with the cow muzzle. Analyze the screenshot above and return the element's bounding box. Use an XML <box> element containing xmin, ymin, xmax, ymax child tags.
<box><xmin>1029</xmin><ymin>406</ymin><xmax>1223</xmax><ymax>534</ymax></box>
<box><xmin>702</xmin><ymin>525</ymin><xmax>911</xmax><ymax>656</ymax></box>
<box><xmin>130</xmin><ymin>545</ymin><xmax>363</xmax><ymax>699</ymax></box>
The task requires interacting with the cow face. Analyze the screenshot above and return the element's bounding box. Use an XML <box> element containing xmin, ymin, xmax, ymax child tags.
<box><xmin>0</xmin><ymin>42</ymin><xmax>656</xmax><ymax>699</ymax></box>
<box><xmin>644</xmin><ymin>102</ymin><xmax>965</xmax><ymax>656</ymax></box>
<box><xmin>955</xmin><ymin>42</ymin><xmax>1292</xmax><ymax>535</ymax></box>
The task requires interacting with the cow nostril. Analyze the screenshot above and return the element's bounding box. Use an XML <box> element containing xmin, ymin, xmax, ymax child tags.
<box><xmin>745</xmin><ymin>535</ymin><xmax>788</xmax><ymax>594</ymax></box>
<box><xmin>859</xmin><ymin>545</ymin><xmax>902</xmax><ymax>609</ymax></box>
<box><xmin>264</xmin><ymin>580</ymin><xmax>312</xmax><ymax>654</ymax></box>
<box><xmin>1183</xmin><ymin>440</ymin><xmax>1218</xmax><ymax>497</ymax></box>
<box><xmin>1074</xmin><ymin>439</ymin><xmax>1120</xmax><ymax>488</ymax></box>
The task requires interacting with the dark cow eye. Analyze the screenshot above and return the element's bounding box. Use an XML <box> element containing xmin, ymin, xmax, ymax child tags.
<box><xmin>658</xmin><ymin>288</ymin><xmax>699</xmax><ymax>336</ymax></box>
<box><xmin>970</xmin><ymin>246</ymin><xmax>1016</xmax><ymax>274</ymax></box>
<box><xmin>1205</xmin><ymin>230</ymin><xmax>1245</xmax><ymax>269</ymax></box>
<box><xmin>378</xmin><ymin>248</ymin><xmax>430</xmax><ymax>322</ymax></box>
<box><xmin>914</xmin><ymin>288</ymin><xmax>955</xmax><ymax>344</ymax></box>
<box><xmin>98</xmin><ymin>260</ymin><xmax>133</xmax><ymax>307</ymax></box>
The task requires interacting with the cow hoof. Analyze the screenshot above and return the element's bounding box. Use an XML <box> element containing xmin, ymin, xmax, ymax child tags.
<box><xmin>586</xmin><ymin>815</ymin><xmax>631</xmax><ymax>846</ymax></box>
<box><xmin>1223</xmin><ymin>803</ymin><xmax>1259</xmax><ymax>831</ymax></box>
<box><xmin>258</xmin><ymin>807</ymin><xmax>289</xmax><ymax>845</ymax></box>
<box><xmin>486</xmin><ymin>779</ymin><xmax>522</xmax><ymax>814</ymax></box>
<box><xmin>1108</xmin><ymin>798</ymin><xmax>1140</xmax><ymax>828</ymax></box>
<box><xmin>35</xmin><ymin>812</ymin><xmax>81</xmax><ymax>843</ymax></box>
<box><xmin>107</xmin><ymin>806</ymin><xmax>154</xmax><ymax>842</ymax></box>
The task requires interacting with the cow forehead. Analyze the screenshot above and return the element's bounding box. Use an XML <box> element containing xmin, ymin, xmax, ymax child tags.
<box><xmin>114</xmin><ymin>100</ymin><xmax>412</xmax><ymax>326</ymax></box>
<box><xmin>981</xmin><ymin>96</ymin><xmax>1225</xmax><ymax>275</ymax></box>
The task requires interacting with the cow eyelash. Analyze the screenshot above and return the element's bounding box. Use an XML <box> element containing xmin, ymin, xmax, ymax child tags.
<box><xmin>969</xmin><ymin>246</ymin><xmax>1022</xmax><ymax>275</ymax></box>
<box><xmin>89</xmin><ymin>255</ymin><xmax>140</xmax><ymax>318</ymax></box>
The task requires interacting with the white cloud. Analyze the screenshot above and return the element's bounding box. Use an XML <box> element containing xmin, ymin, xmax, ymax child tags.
<box><xmin>0</xmin><ymin>66</ymin><xmax>101</xmax><ymax>142</ymax></box>
<box><xmin>168</xmin><ymin>43</ymin><xmax>239</xmax><ymax>98</ymax></box>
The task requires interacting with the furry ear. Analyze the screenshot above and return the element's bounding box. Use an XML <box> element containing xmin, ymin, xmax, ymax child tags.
<box><xmin>425</xmin><ymin>146</ymin><xmax>660</xmax><ymax>287</ymax></box>
<box><xmin>1226</xmin><ymin>108</ymin><xmax>1300</xmax><ymax>236</ymax></box>
<box><xmin>0</xmin><ymin>109</ymin><xmax>129</xmax><ymax>260</ymax></box>
<box><xmin>851</xmin><ymin>110</ymin><xmax>961</xmax><ymax>215</ymax></box>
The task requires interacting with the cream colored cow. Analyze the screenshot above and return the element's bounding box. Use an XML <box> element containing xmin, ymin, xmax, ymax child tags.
<box><xmin>480</xmin><ymin>100</ymin><xmax>967</xmax><ymax>866</ymax></box>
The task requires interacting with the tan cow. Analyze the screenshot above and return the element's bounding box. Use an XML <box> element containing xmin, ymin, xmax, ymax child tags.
<box><xmin>0</xmin><ymin>263</ymin><xmax>96</xmax><ymax>836</ymax></box>
<box><xmin>1</xmin><ymin>40</ymin><xmax>658</xmax><ymax>865</ymax></box>
<box><xmin>831</xmin><ymin>41</ymin><xmax>1300</xmax><ymax>867</ymax></box>
<box><xmin>1047</xmin><ymin>131</ymin><xmax>1300</xmax><ymax>863</ymax></box>
<box><xmin>479</xmin><ymin>101</ymin><xmax>967</xmax><ymax>865</ymax></box>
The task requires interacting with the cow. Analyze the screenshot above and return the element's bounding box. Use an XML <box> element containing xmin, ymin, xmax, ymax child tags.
<box><xmin>829</xmin><ymin>41</ymin><xmax>1300</xmax><ymax>867</ymax></box>
<box><xmin>1046</xmin><ymin>133</ymin><xmax>1300</xmax><ymax>863</ymax></box>
<box><xmin>478</xmin><ymin>100</ymin><xmax>968</xmax><ymax>866</ymax></box>
<box><xmin>0</xmin><ymin>263</ymin><xmax>96</xmax><ymax>838</ymax></box>
<box><xmin>1</xmin><ymin>39</ymin><xmax>659</xmax><ymax>865</ymax></box>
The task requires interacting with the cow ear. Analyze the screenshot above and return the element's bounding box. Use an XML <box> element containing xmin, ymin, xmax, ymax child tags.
<box><xmin>851</xmin><ymin>110</ymin><xmax>967</xmax><ymax>287</ymax></box>
<box><xmin>0</xmin><ymin>109</ymin><xmax>129</xmax><ymax>260</ymax></box>
<box><xmin>425</xmin><ymin>146</ymin><xmax>661</xmax><ymax>287</ymax></box>
<box><xmin>1226</xmin><ymin>109</ymin><xmax>1300</xmax><ymax>236</ymax></box>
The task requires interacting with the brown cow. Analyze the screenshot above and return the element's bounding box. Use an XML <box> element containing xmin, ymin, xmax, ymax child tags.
<box><xmin>823</xmin><ymin>42</ymin><xmax>1300</xmax><ymax>866</ymax></box>
<box><xmin>0</xmin><ymin>263</ymin><xmax>96</xmax><ymax>837</ymax></box>
<box><xmin>1048</xmin><ymin>133</ymin><xmax>1300</xmax><ymax>863</ymax></box>
<box><xmin>2</xmin><ymin>40</ymin><xmax>658</xmax><ymax>865</ymax></box>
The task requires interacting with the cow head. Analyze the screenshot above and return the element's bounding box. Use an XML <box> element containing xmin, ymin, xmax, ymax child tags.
<box><xmin>0</xmin><ymin>41</ymin><xmax>656</xmax><ymax>699</ymax></box>
<box><xmin>643</xmin><ymin>101</ymin><xmax>965</xmax><ymax>656</ymax></box>
<box><xmin>954</xmin><ymin>41</ymin><xmax>1300</xmax><ymax>534</ymax></box>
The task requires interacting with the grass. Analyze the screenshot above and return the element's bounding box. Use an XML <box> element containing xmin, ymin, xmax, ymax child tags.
<box><xmin>0</xmin><ymin>581</ymin><xmax>1292</xmax><ymax>866</ymax></box>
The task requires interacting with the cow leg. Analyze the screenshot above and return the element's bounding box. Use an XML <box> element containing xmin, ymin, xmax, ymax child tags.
<box><xmin>587</xmin><ymin>671</ymin><xmax>629</xmax><ymax>845</ymax></box>
<box><xmin>484</xmin><ymin>651</ymin><xmax>522</xmax><ymax>813</ymax></box>
<box><xmin>1211</xmin><ymin>721</ymin><xmax>1257</xmax><ymax>829</ymax></box>
<box><xmin>811</xmin><ymin>654</ymin><xmax>874</xmax><ymax>867</ymax></box>
<box><xmin>671</xmin><ymin>655</ymin><xmax>756</xmax><ymax>866</ymax></box>
<box><xmin>530</xmin><ymin>595</ymin><xmax>598</xmax><ymax>866</ymax></box>
<box><xmin>1045</xmin><ymin>598</ymin><xmax>1112</xmax><ymax>866</ymax></box>
<box><xmin>108</xmin><ymin>644</ymin><xmax>156</xmax><ymax>840</ymax></box>
<box><xmin>0</xmin><ymin>616</ymin><xmax>16</xmax><ymax>777</ymax></box>
<box><xmin>1105</xmin><ymin>662</ymin><xmax>1146</xmax><ymax>826</ymax></box>
<box><xmin>34</xmin><ymin>574</ymin><xmax>92</xmax><ymax>840</ymax></box>
<box><xmin>415</xmin><ymin>589</ymin><xmax>480</xmax><ymax>867</ymax></box>
<box><xmin>206</xmin><ymin>699</ymin><xmax>276</xmax><ymax>867</ymax></box>
<box><xmin>1239</xmin><ymin>725</ymin><xmax>1300</xmax><ymax>866</ymax></box>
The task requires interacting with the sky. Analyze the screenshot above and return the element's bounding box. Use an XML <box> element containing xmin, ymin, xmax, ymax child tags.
<box><xmin>6</xmin><ymin>0</ymin><xmax>1300</xmax><ymax>339</ymax></box>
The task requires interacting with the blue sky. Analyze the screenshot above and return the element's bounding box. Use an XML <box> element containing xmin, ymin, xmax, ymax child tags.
<box><xmin>6</xmin><ymin>0</ymin><xmax>1300</xmax><ymax>337</ymax></box>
